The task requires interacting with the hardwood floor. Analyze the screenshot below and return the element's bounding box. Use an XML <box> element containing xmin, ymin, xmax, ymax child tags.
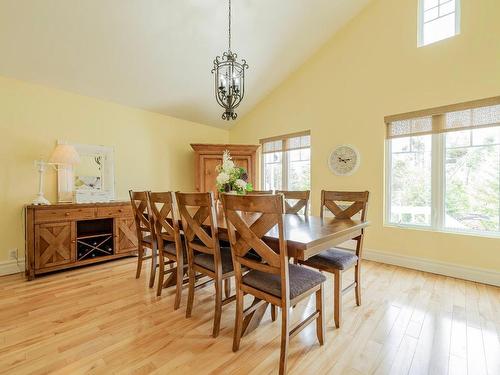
<box><xmin>1</xmin><ymin>258</ymin><xmax>499</xmax><ymax>374</ymax></box>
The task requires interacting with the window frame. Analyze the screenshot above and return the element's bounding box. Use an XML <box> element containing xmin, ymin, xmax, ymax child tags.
<box><xmin>417</xmin><ymin>0</ymin><xmax>461</xmax><ymax>47</ymax></box>
<box><xmin>260</xmin><ymin>131</ymin><xmax>311</xmax><ymax>191</ymax></box>
<box><xmin>384</xmin><ymin>97</ymin><xmax>500</xmax><ymax>238</ymax></box>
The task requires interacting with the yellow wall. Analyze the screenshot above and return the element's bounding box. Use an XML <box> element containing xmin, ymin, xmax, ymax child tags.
<box><xmin>0</xmin><ymin>76</ymin><xmax>228</xmax><ymax>262</ymax></box>
<box><xmin>230</xmin><ymin>0</ymin><xmax>500</xmax><ymax>271</ymax></box>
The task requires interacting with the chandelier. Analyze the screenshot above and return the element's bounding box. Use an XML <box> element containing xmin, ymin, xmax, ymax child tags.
<box><xmin>212</xmin><ymin>0</ymin><xmax>248</xmax><ymax>121</ymax></box>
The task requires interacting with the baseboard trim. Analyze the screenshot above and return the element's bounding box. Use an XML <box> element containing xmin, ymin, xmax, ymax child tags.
<box><xmin>0</xmin><ymin>258</ymin><xmax>25</xmax><ymax>276</ymax></box>
<box><xmin>363</xmin><ymin>249</ymin><xmax>500</xmax><ymax>287</ymax></box>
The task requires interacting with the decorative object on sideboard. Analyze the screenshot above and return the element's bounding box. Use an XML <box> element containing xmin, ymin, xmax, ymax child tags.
<box><xmin>32</xmin><ymin>144</ymin><xmax>81</xmax><ymax>205</ymax></box>
<box><xmin>215</xmin><ymin>150</ymin><xmax>253</xmax><ymax>194</ymax></box>
<box><xmin>56</xmin><ymin>142</ymin><xmax>115</xmax><ymax>203</ymax></box>
<box><xmin>328</xmin><ymin>144</ymin><xmax>361</xmax><ymax>176</ymax></box>
<box><xmin>211</xmin><ymin>0</ymin><xmax>248</xmax><ymax>121</ymax></box>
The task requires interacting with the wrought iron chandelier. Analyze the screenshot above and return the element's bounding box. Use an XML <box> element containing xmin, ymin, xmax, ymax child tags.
<box><xmin>212</xmin><ymin>0</ymin><xmax>248</xmax><ymax>121</ymax></box>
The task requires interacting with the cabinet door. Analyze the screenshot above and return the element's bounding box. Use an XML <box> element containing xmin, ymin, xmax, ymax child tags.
<box><xmin>200</xmin><ymin>155</ymin><xmax>253</xmax><ymax>194</ymax></box>
<box><xmin>35</xmin><ymin>222</ymin><xmax>75</xmax><ymax>269</ymax></box>
<box><xmin>115</xmin><ymin>217</ymin><xmax>138</xmax><ymax>253</ymax></box>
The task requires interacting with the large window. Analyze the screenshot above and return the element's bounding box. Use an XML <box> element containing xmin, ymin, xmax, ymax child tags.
<box><xmin>386</xmin><ymin>98</ymin><xmax>500</xmax><ymax>236</ymax></box>
<box><xmin>418</xmin><ymin>0</ymin><xmax>460</xmax><ymax>47</ymax></box>
<box><xmin>261</xmin><ymin>131</ymin><xmax>311</xmax><ymax>191</ymax></box>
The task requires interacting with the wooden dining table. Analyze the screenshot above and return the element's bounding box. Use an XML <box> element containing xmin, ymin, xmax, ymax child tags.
<box><xmin>169</xmin><ymin>204</ymin><xmax>370</xmax><ymax>336</ymax></box>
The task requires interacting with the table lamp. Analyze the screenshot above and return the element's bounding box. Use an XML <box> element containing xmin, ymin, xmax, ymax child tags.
<box><xmin>32</xmin><ymin>144</ymin><xmax>81</xmax><ymax>205</ymax></box>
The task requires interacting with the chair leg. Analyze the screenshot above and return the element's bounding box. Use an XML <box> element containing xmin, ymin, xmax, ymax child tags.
<box><xmin>355</xmin><ymin>263</ymin><xmax>361</xmax><ymax>306</ymax></box>
<box><xmin>135</xmin><ymin>246</ymin><xmax>144</xmax><ymax>279</ymax></box>
<box><xmin>186</xmin><ymin>265</ymin><xmax>195</xmax><ymax>318</ymax></box>
<box><xmin>232</xmin><ymin>288</ymin><xmax>244</xmax><ymax>352</ymax></box>
<box><xmin>148</xmin><ymin>246</ymin><xmax>157</xmax><ymax>288</ymax></box>
<box><xmin>316</xmin><ymin>284</ymin><xmax>325</xmax><ymax>345</ymax></box>
<box><xmin>174</xmin><ymin>258</ymin><xmax>184</xmax><ymax>310</ymax></box>
<box><xmin>279</xmin><ymin>304</ymin><xmax>290</xmax><ymax>375</ymax></box>
<box><xmin>156</xmin><ymin>255</ymin><xmax>165</xmax><ymax>297</ymax></box>
<box><xmin>213</xmin><ymin>277</ymin><xmax>223</xmax><ymax>338</ymax></box>
<box><xmin>224</xmin><ymin>277</ymin><xmax>231</xmax><ymax>299</ymax></box>
<box><xmin>271</xmin><ymin>305</ymin><xmax>277</xmax><ymax>322</ymax></box>
<box><xmin>334</xmin><ymin>269</ymin><xmax>342</xmax><ymax>329</ymax></box>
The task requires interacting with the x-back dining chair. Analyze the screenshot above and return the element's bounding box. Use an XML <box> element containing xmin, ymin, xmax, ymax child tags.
<box><xmin>129</xmin><ymin>190</ymin><xmax>157</xmax><ymax>288</ymax></box>
<box><xmin>222</xmin><ymin>193</ymin><xmax>326</xmax><ymax>375</ymax></box>
<box><xmin>250</xmin><ymin>190</ymin><xmax>273</xmax><ymax>194</ymax></box>
<box><xmin>148</xmin><ymin>192</ymin><xmax>186</xmax><ymax>307</ymax></box>
<box><xmin>276</xmin><ymin>190</ymin><xmax>310</xmax><ymax>214</ymax></box>
<box><xmin>299</xmin><ymin>190</ymin><xmax>369</xmax><ymax>328</ymax></box>
<box><xmin>176</xmin><ymin>191</ymin><xmax>235</xmax><ymax>338</ymax></box>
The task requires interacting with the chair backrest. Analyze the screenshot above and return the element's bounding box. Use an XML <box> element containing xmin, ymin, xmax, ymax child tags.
<box><xmin>148</xmin><ymin>191</ymin><xmax>182</xmax><ymax>255</ymax></box>
<box><xmin>222</xmin><ymin>194</ymin><xmax>289</xmax><ymax>301</ymax></box>
<box><xmin>276</xmin><ymin>190</ymin><xmax>310</xmax><ymax>214</ymax></box>
<box><xmin>129</xmin><ymin>190</ymin><xmax>154</xmax><ymax>243</ymax></box>
<box><xmin>176</xmin><ymin>192</ymin><xmax>221</xmax><ymax>270</ymax></box>
<box><xmin>320</xmin><ymin>191</ymin><xmax>369</xmax><ymax>220</ymax></box>
<box><xmin>251</xmin><ymin>190</ymin><xmax>274</xmax><ymax>195</ymax></box>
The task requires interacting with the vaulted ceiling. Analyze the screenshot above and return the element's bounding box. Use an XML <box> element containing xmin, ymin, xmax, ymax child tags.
<box><xmin>0</xmin><ymin>0</ymin><xmax>371</xmax><ymax>127</ymax></box>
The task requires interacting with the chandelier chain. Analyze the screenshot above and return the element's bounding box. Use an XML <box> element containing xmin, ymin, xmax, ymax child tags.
<box><xmin>228</xmin><ymin>0</ymin><xmax>231</xmax><ymax>52</ymax></box>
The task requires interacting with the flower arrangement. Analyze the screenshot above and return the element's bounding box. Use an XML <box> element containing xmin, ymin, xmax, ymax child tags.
<box><xmin>215</xmin><ymin>150</ymin><xmax>253</xmax><ymax>194</ymax></box>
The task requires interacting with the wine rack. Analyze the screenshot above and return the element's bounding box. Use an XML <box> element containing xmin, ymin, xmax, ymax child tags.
<box><xmin>76</xmin><ymin>218</ymin><xmax>114</xmax><ymax>261</ymax></box>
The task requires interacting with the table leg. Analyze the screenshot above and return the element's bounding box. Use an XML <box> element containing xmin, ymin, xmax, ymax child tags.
<box><xmin>242</xmin><ymin>297</ymin><xmax>269</xmax><ymax>336</ymax></box>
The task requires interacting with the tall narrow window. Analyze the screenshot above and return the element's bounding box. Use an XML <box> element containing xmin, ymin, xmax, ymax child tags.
<box><xmin>418</xmin><ymin>0</ymin><xmax>460</xmax><ymax>47</ymax></box>
<box><xmin>261</xmin><ymin>131</ymin><xmax>311</xmax><ymax>191</ymax></box>
<box><xmin>385</xmin><ymin>97</ymin><xmax>500</xmax><ymax>236</ymax></box>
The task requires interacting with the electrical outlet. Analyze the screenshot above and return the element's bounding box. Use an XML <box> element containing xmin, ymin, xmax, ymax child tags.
<box><xmin>9</xmin><ymin>249</ymin><xmax>18</xmax><ymax>260</ymax></box>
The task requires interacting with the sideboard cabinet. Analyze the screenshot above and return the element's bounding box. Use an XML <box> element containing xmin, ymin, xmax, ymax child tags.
<box><xmin>25</xmin><ymin>202</ymin><xmax>137</xmax><ymax>280</ymax></box>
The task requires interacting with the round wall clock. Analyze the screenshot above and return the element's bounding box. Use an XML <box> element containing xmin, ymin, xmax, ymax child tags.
<box><xmin>328</xmin><ymin>145</ymin><xmax>360</xmax><ymax>176</ymax></box>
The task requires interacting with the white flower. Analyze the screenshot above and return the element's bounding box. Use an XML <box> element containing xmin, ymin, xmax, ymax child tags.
<box><xmin>216</xmin><ymin>172</ymin><xmax>230</xmax><ymax>185</ymax></box>
<box><xmin>222</xmin><ymin>150</ymin><xmax>235</xmax><ymax>172</ymax></box>
<box><xmin>235</xmin><ymin>179</ymin><xmax>247</xmax><ymax>191</ymax></box>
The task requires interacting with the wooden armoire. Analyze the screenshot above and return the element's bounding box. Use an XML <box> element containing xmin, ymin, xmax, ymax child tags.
<box><xmin>191</xmin><ymin>144</ymin><xmax>260</xmax><ymax>195</ymax></box>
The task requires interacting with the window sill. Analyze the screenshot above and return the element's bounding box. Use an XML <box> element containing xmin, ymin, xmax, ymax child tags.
<box><xmin>384</xmin><ymin>223</ymin><xmax>500</xmax><ymax>240</ymax></box>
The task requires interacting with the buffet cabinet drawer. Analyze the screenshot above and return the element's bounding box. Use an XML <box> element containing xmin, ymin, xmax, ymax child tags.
<box><xmin>34</xmin><ymin>207</ymin><xmax>96</xmax><ymax>223</ymax></box>
<box><xmin>96</xmin><ymin>206</ymin><xmax>133</xmax><ymax>218</ymax></box>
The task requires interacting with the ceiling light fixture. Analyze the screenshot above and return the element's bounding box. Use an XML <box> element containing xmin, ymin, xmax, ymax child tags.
<box><xmin>212</xmin><ymin>0</ymin><xmax>248</xmax><ymax>121</ymax></box>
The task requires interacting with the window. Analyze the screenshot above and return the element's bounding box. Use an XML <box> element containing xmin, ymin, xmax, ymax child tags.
<box><xmin>261</xmin><ymin>131</ymin><xmax>311</xmax><ymax>191</ymax></box>
<box><xmin>385</xmin><ymin>98</ymin><xmax>500</xmax><ymax>236</ymax></box>
<box><xmin>418</xmin><ymin>0</ymin><xmax>460</xmax><ymax>47</ymax></box>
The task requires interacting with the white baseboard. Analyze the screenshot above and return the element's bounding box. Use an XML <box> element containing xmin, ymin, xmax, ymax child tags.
<box><xmin>2</xmin><ymin>251</ymin><xmax>498</xmax><ymax>288</ymax></box>
<box><xmin>0</xmin><ymin>258</ymin><xmax>25</xmax><ymax>276</ymax></box>
<box><xmin>363</xmin><ymin>249</ymin><xmax>500</xmax><ymax>287</ymax></box>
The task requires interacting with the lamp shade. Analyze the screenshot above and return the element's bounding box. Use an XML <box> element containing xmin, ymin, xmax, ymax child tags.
<box><xmin>49</xmin><ymin>144</ymin><xmax>80</xmax><ymax>165</ymax></box>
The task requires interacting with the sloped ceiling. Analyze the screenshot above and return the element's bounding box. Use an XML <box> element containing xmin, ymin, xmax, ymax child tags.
<box><xmin>0</xmin><ymin>0</ymin><xmax>372</xmax><ymax>128</ymax></box>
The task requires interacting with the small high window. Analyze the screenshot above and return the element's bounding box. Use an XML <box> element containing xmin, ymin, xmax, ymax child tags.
<box><xmin>418</xmin><ymin>0</ymin><xmax>460</xmax><ymax>47</ymax></box>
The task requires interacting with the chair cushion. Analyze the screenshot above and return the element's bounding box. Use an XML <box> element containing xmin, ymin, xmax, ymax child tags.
<box><xmin>194</xmin><ymin>247</ymin><xmax>234</xmax><ymax>274</ymax></box>
<box><xmin>142</xmin><ymin>234</ymin><xmax>154</xmax><ymax>244</ymax></box>
<box><xmin>303</xmin><ymin>248</ymin><xmax>358</xmax><ymax>271</ymax></box>
<box><xmin>242</xmin><ymin>264</ymin><xmax>326</xmax><ymax>300</ymax></box>
<box><xmin>163</xmin><ymin>241</ymin><xmax>187</xmax><ymax>262</ymax></box>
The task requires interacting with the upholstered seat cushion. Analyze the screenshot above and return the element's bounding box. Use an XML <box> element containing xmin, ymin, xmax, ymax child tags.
<box><xmin>142</xmin><ymin>234</ymin><xmax>154</xmax><ymax>244</ymax></box>
<box><xmin>242</xmin><ymin>264</ymin><xmax>326</xmax><ymax>300</ymax></box>
<box><xmin>194</xmin><ymin>247</ymin><xmax>234</xmax><ymax>274</ymax></box>
<box><xmin>303</xmin><ymin>248</ymin><xmax>358</xmax><ymax>271</ymax></box>
<box><xmin>163</xmin><ymin>241</ymin><xmax>188</xmax><ymax>261</ymax></box>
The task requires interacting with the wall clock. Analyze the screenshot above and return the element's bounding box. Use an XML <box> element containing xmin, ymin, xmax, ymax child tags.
<box><xmin>328</xmin><ymin>145</ymin><xmax>360</xmax><ymax>176</ymax></box>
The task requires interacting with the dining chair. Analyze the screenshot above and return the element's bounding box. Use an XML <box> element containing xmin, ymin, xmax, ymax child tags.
<box><xmin>299</xmin><ymin>190</ymin><xmax>369</xmax><ymax>328</ymax></box>
<box><xmin>129</xmin><ymin>190</ymin><xmax>157</xmax><ymax>288</ymax></box>
<box><xmin>176</xmin><ymin>191</ymin><xmax>235</xmax><ymax>338</ymax></box>
<box><xmin>250</xmin><ymin>190</ymin><xmax>273</xmax><ymax>194</ymax></box>
<box><xmin>148</xmin><ymin>192</ymin><xmax>187</xmax><ymax>307</ymax></box>
<box><xmin>222</xmin><ymin>193</ymin><xmax>326</xmax><ymax>375</ymax></box>
<box><xmin>276</xmin><ymin>190</ymin><xmax>310</xmax><ymax>214</ymax></box>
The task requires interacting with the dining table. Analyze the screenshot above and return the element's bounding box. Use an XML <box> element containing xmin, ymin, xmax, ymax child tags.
<box><xmin>170</xmin><ymin>204</ymin><xmax>370</xmax><ymax>336</ymax></box>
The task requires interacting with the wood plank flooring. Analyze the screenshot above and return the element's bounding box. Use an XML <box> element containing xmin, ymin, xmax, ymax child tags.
<box><xmin>0</xmin><ymin>258</ymin><xmax>499</xmax><ymax>374</ymax></box>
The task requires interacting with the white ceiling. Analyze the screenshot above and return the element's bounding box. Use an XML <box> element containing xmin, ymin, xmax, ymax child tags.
<box><xmin>0</xmin><ymin>0</ymin><xmax>371</xmax><ymax>128</ymax></box>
